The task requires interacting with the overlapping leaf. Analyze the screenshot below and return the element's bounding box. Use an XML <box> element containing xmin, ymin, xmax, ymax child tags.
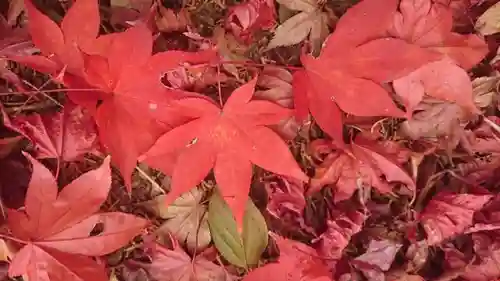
<box><xmin>8</xmin><ymin>0</ymin><xmax>104</xmax><ymax>110</ymax></box>
<box><xmin>83</xmin><ymin>24</ymin><xmax>217</xmax><ymax>190</ymax></box>
<box><xmin>7</xmin><ymin>154</ymin><xmax>148</xmax><ymax>281</ymax></box>
<box><xmin>14</xmin><ymin>0</ymin><xmax>100</xmax><ymax>74</ymax></box>
<box><xmin>296</xmin><ymin>0</ymin><xmax>441</xmax><ymax>141</ymax></box>
<box><xmin>390</xmin><ymin>0</ymin><xmax>488</xmax><ymax>115</ymax></box>
<box><xmin>141</xmin><ymin>78</ymin><xmax>308</xmax><ymax>227</ymax></box>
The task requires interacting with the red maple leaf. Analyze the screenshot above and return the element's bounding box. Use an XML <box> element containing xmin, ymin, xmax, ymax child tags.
<box><xmin>81</xmin><ymin>24</ymin><xmax>217</xmax><ymax>190</ymax></box>
<box><xmin>140</xmin><ymin>78</ymin><xmax>308</xmax><ymax>227</ymax></box>
<box><xmin>16</xmin><ymin>0</ymin><xmax>99</xmax><ymax>74</ymax></box>
<box><xmin>243</xmin><ymin>234</ymin><xmax>333</xmax><ymax>281</ymax></box>
<box><xmin>7</xmin><ymin>0</ymin><xmax>103</xmax><ymax>109</ymax></box>
<box><xmin>309</xmin><ymin>135</ymin><xmax>415</xmax><ymax>202</ymax></box>
<box><xmin>7</xmin><ymin>101</ymin><xmax>100</xmax><ymax>162</ymax></box>
<box><xmin>7</xmin><ymin>154</ymin><xmax>149</xmax><ymax>281</ymax></box>
<box><xmin>389</xmin><ymin>0</ymin><xmax>488</xmax><ymax>115</ymax></box>
<box><xmin>294</xmin><ymin>0</ymin><xmax>442</xmax><ymax>142</ymax></box>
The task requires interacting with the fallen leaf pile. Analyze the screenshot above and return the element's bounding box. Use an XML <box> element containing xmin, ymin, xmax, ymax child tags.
<box><xmin>0</xmin><ymin>0</ymin><xmax>500</xmax><ymax>280</ymax></box>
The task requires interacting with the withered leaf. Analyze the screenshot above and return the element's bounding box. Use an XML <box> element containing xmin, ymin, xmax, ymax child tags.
<box><xmin>142</xmin><ymin>188</ymin><xmax>211</xmax><ymax>253</ymax></box>
<box><xmin>476</xmin><ymin>2</ymin><xmax>500</xmax><ymax>36</ymax></box>
<box><xmin>266</xmin><ymin>10</ymin><xmax>329</xmax><ymax>55</ymax></box>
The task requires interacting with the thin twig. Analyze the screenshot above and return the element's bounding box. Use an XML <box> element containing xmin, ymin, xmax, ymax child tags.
<box><xmin>135</xmin><ymin>166</ymin><xmax>165</xmax><ymax>194</ymax></box>
<box><xmin>483</xmin><ymin>115</ymin><xmax>500</xmax><ymax>135</ymax></box>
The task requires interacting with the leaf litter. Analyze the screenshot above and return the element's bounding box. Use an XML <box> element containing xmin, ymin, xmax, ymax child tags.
<box><xmin>0</xmin><ymin>0</ymin><xmax>500</xmax><ymax>280</ymax></box>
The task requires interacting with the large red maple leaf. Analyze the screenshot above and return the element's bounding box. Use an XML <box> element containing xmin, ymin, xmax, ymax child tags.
<box><xmin>294</xmin><ymin>0</ymin><xmax>442</xmax><ymax>142</ymax></box>
<box><xmin>140</xmin><ymin>78</ymin><xmax>308</xmax><ymax>227</ymax></box>
<box><xmin>7</xmin><ymin>154</ymin><xmax>148</xmax><ymax>281</ymax></box>
<box><xmin>81</xmin><ymin>24</ymin><xmax>217</xmax><ymax>190</ymax></box>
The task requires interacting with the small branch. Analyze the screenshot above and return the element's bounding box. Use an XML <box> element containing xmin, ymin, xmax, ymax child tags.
<box><xmin>219</xmin><ymin>60</ymin><xmax>304</xmax><ymax>71</ymax></box>
<box><xmin>483</xmin><ymin>116</ymin><xmax>500</xmax><ymax>136</ymax></box>
<box><xmin>0</xmin><ymin>88</ymin><xmax>102</xmax><ymax>97</ymax></box>
<box><xmin>135</xmin><ymin>166</ymin><xmax>165</xmax><ymax>194</ymax></box>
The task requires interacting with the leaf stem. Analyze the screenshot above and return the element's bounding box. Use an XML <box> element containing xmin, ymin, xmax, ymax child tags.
<box><xmin>483</xmin><ymin>115</ymin><xmax>500</xmax><ymax>136</ymax></box>
<box><xmin>216</xmin><ymin>64</ymin><xmax>223</xmax><ymax>107</ymax></box>
<box><xmin>219</xmin><ymin>60</ymin><xmax>304</xmax><ymax>71</ymax></box>
<box><xmin>0</xmin><ymin>233</ymin><xmax>28</xmax><ymax>245</ymax></box>
<box><xmin>0</xmin><ymin>88</ymin><xmax>102</xmax><ymax>96</ymax></box>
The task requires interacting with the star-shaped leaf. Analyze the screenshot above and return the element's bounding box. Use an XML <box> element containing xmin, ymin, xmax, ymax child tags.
<box><xmin>141</xmin><ymin>78</ymin><xmax>308</xmax><ymax>227</ymax></box>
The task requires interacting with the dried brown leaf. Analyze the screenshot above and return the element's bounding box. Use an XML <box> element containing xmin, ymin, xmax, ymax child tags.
<box><xmin>266</xmin><ymin>11</ymin><xmax>316</xmax><ymax>49</ymax></box>
<box><xmin>7</xmin><ymin>0</ymin><xmax>24</xmax><ymax>26</ymax></box>
<box><xmin>266</xmin><ymin>9</ymin><xmax>328</xmax><ymax>55</ymax></box>
<box><xmin>476</xmin><ymin>2</ymin><xmax>500</xmax><ymax>35</ymax></box>
<box><xmin>155</xmin><ymin>7</ymin><xmax>190</xmax><ymax>33</ymax></box>
<box><xmin>0</xmin><ymin>240</ymin><xmax>13</xmax><ymax>262</ymax></box>
<box><xmin>142</xmin><ymin>189</ymin><xmax>211</xmax><ymax>253</ymax></box>
<box><xmin>473</xmin><ymin>76</ymin><xmax>500</xmax><ymax>108</ymax></box>
<box><xmin>213</xmin><ymin>27</ymin><xmax>248</xmax><ymax>77</ymax></box>
<box><xmin>399</xmin><ymin>98</ymin><xmax>469</xmax><ymax>150</ymax></box>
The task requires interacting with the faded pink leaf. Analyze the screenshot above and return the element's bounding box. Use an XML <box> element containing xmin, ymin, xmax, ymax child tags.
<box><xmin>419</xmin><ymin>192</ymin><xmax>492</xmax><ymax>245</ymax></box>
<box><xmin>313</xmin><ymin>205</ymin><xmax>366</xmax><ymax>265</ymax></box>
<box><xmin>393</xmin><ymin>58</ymin><xmax>478</xmax><ymax>115</ymax></box>
<box><xmin>352</xmin><ymin>239</ymin><xmax>403</xmax><ymax>281</ymax></box>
